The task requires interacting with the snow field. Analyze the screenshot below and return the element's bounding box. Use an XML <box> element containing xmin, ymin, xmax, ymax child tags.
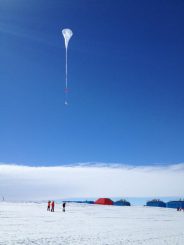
<box><xmin>0</xmin><ymin>202</ymin><xmax>184</xmax><ymax>244</ymax></box>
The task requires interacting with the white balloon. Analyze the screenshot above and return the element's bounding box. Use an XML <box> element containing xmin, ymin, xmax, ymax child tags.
<box><xmin>62</xmin><ymin>28</ymin><xmax>73</xmax><ymax>50</ymax></box>
<box><xmin>62</xmin><ymin>28</ymin><xmax>73</xmax><ymax>105</ymax></box>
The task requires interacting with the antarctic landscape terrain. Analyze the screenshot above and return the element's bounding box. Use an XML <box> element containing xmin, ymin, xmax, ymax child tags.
<box><xmin>0</xmin><ymin>202</ymin><xmax>184</xmax><ymax>245</ymax></box>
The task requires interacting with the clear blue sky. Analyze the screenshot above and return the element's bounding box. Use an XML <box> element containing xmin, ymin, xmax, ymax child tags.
<box><xmin>0</xmin><ymin>0</ymin><xmax>184</xmax><ymax>166</ymax></box>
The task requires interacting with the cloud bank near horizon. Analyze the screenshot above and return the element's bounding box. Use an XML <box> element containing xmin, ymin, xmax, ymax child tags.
<box><xmin>0</xmin><ymin>163</ymin><xmax>184</xmax><ymax>201</ymax></box>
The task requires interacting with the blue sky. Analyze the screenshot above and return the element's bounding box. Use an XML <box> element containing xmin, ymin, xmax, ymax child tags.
<box><xmin>0</xmin><ymin>0</ymin><xmax>184</xmax><ymax>166</ymax></box>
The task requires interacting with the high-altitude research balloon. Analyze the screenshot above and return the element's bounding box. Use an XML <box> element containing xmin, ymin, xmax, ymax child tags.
<box><xmin>62</xmin><ymin>28</ymin><xmax>73</xmax><ymax>105</ymax></box>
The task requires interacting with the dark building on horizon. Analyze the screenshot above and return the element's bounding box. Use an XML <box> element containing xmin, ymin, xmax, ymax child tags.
<box><xmin>146</xmin><ymin>199</ymin><xmax>166</xmax><ymax>208</ymax></box>
<box><xmin>166</xmin><ymin>200</ymin><xmax>184</xmax><ymax>209</ymax></box>
<box><xmin>114</xmin><ymin>199</ymin><xmax>131</xmax><ymax>206</ymax></box>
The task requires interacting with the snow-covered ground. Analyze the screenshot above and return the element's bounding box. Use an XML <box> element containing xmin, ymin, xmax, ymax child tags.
<box><xmin>0</xmin><ymin>202</ymin><xmax>184</xmax><ymax>245</ymax></box>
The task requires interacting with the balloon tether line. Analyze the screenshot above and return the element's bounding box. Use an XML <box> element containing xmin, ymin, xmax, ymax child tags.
<box><xmin>65</xmin><ymin>47</ymin><xmax>68</xmax><ymax>105</ymax></box>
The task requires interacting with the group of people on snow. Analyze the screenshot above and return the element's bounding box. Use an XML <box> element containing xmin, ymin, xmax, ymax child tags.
<box><xmin>177</xmin><ymin>207</ymin><xmax>184</xmax><ymax>211</ymax></box>
<box><xmin>47</xmin><ymin>201</ymin><xmax>66</xmax><ymax>212</ymax></box>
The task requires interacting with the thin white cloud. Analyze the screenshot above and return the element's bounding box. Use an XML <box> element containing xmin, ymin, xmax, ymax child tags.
<box><xmin>0</xmin><ymin>163</ymin><xmax>184</xmax><ymax>201</ymax></box>
<box><xmin>0</xmin><ymin>22</ymin><xmax>57</xmax><ymax>47</ymax></box>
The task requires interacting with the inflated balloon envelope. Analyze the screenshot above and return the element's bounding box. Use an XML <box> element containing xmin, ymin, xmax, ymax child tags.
<box><xmin>62</xmin><ymin>28</ymin><xmax>73</xmax><ymax>50</ymax></box>
<box><xmin>62</xmin><ymin>28</ymin><xmax>73</xmax><ymax>105</ymax></box>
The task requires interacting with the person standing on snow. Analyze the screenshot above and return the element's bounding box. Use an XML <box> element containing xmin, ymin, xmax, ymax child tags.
<box><xmin>47</xmin><ymin>200</ymin><xmax>51</xmax><ymax>211</ymax></box>
<box><xmin>51</xmin><ymin>201</ymin><xmax>55</xmax><ymax>212</ymax></box>
<box><xmin>62</xmin><ymin>202</ymin><xmax>66</xmax><ymax>212</ymax></box>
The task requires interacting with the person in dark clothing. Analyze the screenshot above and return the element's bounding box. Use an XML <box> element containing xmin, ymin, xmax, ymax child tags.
<box><xmin>51</xmin><ymin>201</ymin><xmax>55</xmax><ymax>212</ymax></box>
<box><xmin>62</xmin><ymin>202</ymin><xmax>66</xmax><ymax>212</ymax></box>
<box><xmin>47</xmin><ymin>200</ymin><xmax>51</xmax><ymax>211</ymax></box>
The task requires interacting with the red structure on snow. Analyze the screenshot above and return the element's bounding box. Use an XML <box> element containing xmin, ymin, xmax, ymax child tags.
<box><xmin>95</xmin><ymin>198</ymin><xmax>113</xmax><ymax>205</ymax></box>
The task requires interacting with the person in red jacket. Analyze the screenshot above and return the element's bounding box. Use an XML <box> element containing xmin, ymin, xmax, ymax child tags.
<box><xmin>51</xmin><ymin>201</ymin><xmax>55</xmax><ymax>212</ymax></box>
<box><xmin>47</xmin><ymin>200</ymin><xmax>51</xmax><ymax>211</ymax></box>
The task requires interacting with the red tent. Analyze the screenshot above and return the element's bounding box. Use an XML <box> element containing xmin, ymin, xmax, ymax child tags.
<box><xmin>95</xmin><ymin>198</ymin><xmax>113</xmax><ymax>205</ymax></box>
